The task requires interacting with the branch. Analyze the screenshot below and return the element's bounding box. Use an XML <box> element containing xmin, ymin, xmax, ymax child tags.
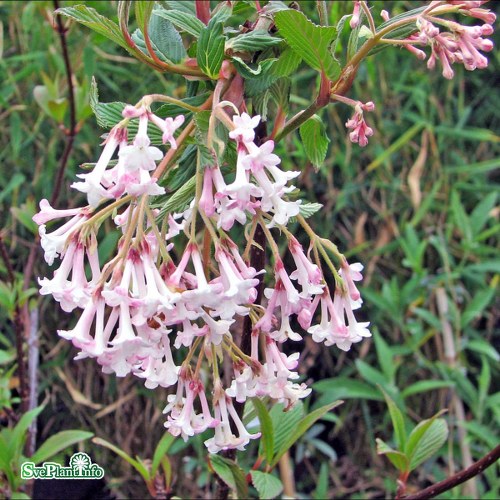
<box><xmin>404</xmin><ymin>444</ymin><xmax>500</xmax><ymax>500</ymax></box>
<box><xmin>51</xmin><ymin>0</ymin><xmax>77</xmax><ymax>206</ymax></box>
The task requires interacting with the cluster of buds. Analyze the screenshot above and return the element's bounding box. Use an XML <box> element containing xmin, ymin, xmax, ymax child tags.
<box><xmin>402</xmin><ymin>1</ymin><xmax>495</xmax><ymax>79</ymax></box>
<box><xmin>34</xmin><ymin>104</ymin><xmax>370</xmax><ymax>453</ymax></box>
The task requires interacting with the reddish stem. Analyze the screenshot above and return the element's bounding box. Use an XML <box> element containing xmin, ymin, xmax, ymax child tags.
<box><xmin>195</xmin><ymin>0</ymin><xmax>211</xmax><ymax>25</ymax></box>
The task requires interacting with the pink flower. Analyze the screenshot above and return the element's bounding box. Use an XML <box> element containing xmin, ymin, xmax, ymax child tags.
<box><xmin>229</xmin><ymin>113</ymin><xmax>261</xmax><ymax>143</ymax></box>
<box><xmin>33</xmin><ymin>199</ymin><xmax>84</xmax><ymax>225</ymax></box>
<box><xmin>148</xmin><ymin>113</ymin><xmax>185</xmax><ymax>149</ymax></box>
<box><xmin>345</xmin><ymin>102</ymin><xmax>375</xmax><ymax>147</ymax></box>
<box><xmin>350</xmin><ymin>1</ymin><xmax>361</xmax><ymax>29</ymax></box>
<box><xmin>119</xmin><ymin>114</ymin><xmax>163</xmax><ymax>171</ymax></box>
<box><xmin>288</xmin><ymin>236</ymin><xmax>324</xmax><ymax>298</ymax></box>
<box><xmin>71</xmin><ymin>128</ymin><xmax>124</xmax><ymax>207</ymax></box>
<box><xmin>204</xmin><ymin>383</ymin><xmax>260</xmax><ymax>453</ymax></box>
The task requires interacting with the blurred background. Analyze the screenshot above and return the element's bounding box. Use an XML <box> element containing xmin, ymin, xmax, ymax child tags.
<box><xmin>0</xmin><ymin>1</ymin><xmax>498</xmax><ymax>498</ymax></box>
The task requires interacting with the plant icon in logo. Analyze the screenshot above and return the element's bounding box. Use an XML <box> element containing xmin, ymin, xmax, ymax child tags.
<box><xmin>70</xmin><ymin>452</ymin><xmax>91</xmax><ymax>476</ymax></box>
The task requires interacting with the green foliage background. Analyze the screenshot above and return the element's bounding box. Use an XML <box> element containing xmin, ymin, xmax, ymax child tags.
<box><xmin>0</xmin><ymin>1</ymin><xmax>498</xmax><ymax>498</ymax></box>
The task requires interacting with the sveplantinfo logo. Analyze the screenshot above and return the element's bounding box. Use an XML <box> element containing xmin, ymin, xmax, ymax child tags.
<box><xmin>21</xmin><ymin>452</ymin><xmax>104</xmax><ymax>480</ymax></box>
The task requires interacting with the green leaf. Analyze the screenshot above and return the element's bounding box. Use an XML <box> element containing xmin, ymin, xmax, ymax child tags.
<box><xmin>147</xmin><ymin>11</ymin><xmax>187</xmax><ymax>64</ymax></box>
<box><xmin>56</xmin><ymin>6</ymin><xmax>129</xmax><ymax>51</ymax></box>
<box><xmin>404</xmin><ymin>411</ymin><xmax>447</xmax><ymax>469</ymax></box>
<box><xmin>11</xmin><ymin>204</ymin><xmax>38</xmax><ymax>235</ymax></box>
<box><xmin>356</xmin><ymin>359</ymin><xmax>388</xmax><ymax>387</ymax></box>
<box><xmin>209</xmin><ymin>455</ymin><xmax>248</xmax><ymax>499</ymax></box>
<box><xmin>151</xmin><ymin>432</ymin><xmax>176</xmax><ymax>477</ymax></box>
<box><xmin>380</xmin><ymin>388</ymin><xmax>406</xmax><ymax>450</ymax></box>
<box><xmin>135</xmin><ymin>1</ymin><xmax>155</xmax><ymax>30</ymax></box>
<box><xmin>450</xmin><ymin>190</ymin><xmax>472</xmax><ymax>242</ymax></box>
<box><xmin>298</xmin><ymin>203</ymin><xmax>323</xmax><ymax>219</ymax></box>
<box><xmin>313</xmin><ymin>462</ymin><xmax>329</xmax><ymax>500</ymax></box>
<box><xmin>271</xmin><ymin>400</ymin><xmax>342</xmax><ymax>467</ymax></box>
<box><xmin>314</xmin><ymin>377</ymin><xmax>384</xmax><ymax>402</ymax></box>
<box><xmin>470</xmin><ymin>192</ymin><xmax>497</xmax><ymax>236</ymax></box>
<box><xmin>299</xmin><ymin>115</ymin><xmax>330</xmax><ymax>170</ymax></box>
<box><xmin>402</xmin><ymin>380</ymin><xmax>455</xmax><ymax>399</ymax></box>
<box><xmin>153</xmin><ymin>8</ymin><xmax>204</xmax><ymax>37</ymax></box>
<box><xmin>164</xmin><ymin>0</ymin><xmax>196</xmax><ymax>15</ymax></box>
<box><xmin>93</xmin><ymin>437</ymin><xmax>150</xmax><ymax>483</ymax></box>
<box><xmin>271</xmin><ymin>47</ymin><xmax>302</xmax><ymax>77</ymax></box>
<box><xmin>274</xmin><ymin>10</ymin><xmax>339</xmax><ymax>80</ymax></box>
<box><xmin>374</xmin><ymin>332</ymin><xmax>397</xmax><ymax>384</ymax></box>
<box><xmin>157</xmin><ymin>175</ymin><xmax>196</xmax><ymax>218</ymax></box>
<box><xmin>376</xmin><ymin>438</ymin><xmax>410</xmax><ymax>472</ymax></box>
<box><xmin>232</xmin><ymin>57</ymin><xmax>274</xmax><ymax>78</ymax></box>
<box><xmin>197</xmin><ymin>22</ymin><xmax>225</xmax><ymax>79</ymax></box>
<box><xmin>31</xmin><ymin>430</ymin><xmax>93</xmax><ymax>465</ymax></box>
<box><xmin>226</xmin><ymin>31</ymin><xmax>282</xmax><ymax>52</ymax></box>
<box><xmin>89</xmin><ymin>78</ymin><xmax>163</xmax><ymax>143</ymax></box>
<box><xmin>9</xmin><ymin>406</ymin><xmax>44</xmax><ymax>459</ymax></box>
<box><xmin>156</xmin><ymin>93</ymin><xmax>210</xmax><ymax>118</ymax></box>
<box><xmin>250</xmin><ymin>471</ymin><xmax>283</xmax><ymax>499</ymax></box>
<box><xmin>461</xmin><ymin>288</ymin><xmax>495</xmax><ymax>328</ymax></box>
<box><xmin>0</xmin><ymin>173</ymin><xmax>25</xmax><ymax>204</ymax></box>
<box><xmin>407</xmin><ymin>418</ymin><xmax>448</xmax><ymax>471</ymax></box>
<box><xmin>465</xmin><ymin>339</ymin><xmax>500</xmax><ymax>362</ymax></box>
<box><xmin>253</xmin><ymin>398</ymin><xmax>274</xmax><ymax>465</ymax></box>
<box><xmin>269</xmin><ymin>402</ymin><xmax>303</xmax><ymax>457</ymax></box>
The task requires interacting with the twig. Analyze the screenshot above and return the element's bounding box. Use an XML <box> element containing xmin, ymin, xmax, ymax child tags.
<box><xmin>51</xmin><ymin>0</ymin><xmax>77</xmax><ymax>206</ymax></box>
<box><xmin>404</xmin><ymin>444</ymin><xmax>500</xmax><ymax>500</ymax></box>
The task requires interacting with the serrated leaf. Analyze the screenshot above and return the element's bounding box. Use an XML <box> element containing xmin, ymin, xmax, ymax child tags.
<box><xmin>269</xmin><ymin>402</ymin><xmax>303</xmax><ymax>457</ymax></box>
<box><xmin>376</xmin><ymin>438</ymin><xmax>410</xmax><ymax>472</ymax></box>
<box><xmin>164</xmin><ymin>0</ymin><xmax>196</xmax><ymax>15</ymax></box>
<box><xmin>299</xmin><ymin>116</ymin><xmax>329</xmax><ymax>170</ymax></box>
<box><xmin>253</xmin><ymin>398</ymin><xmax>274</xmax><ymax>465</ymax></box>
<box><xmin>407</xmin><ymin>418</ymin><xmax>448</xmax><ymax>470</ymax></box>
<box><xmin>269</xmin><ymin>77</ymin><xmax>290</xmax><ymax>111</ymax></box>
<box><xmin>299</xmin><ymin>203</ymin><xmax>323</xmax><ymax>219</ymax></box>
<box><xmin>232</xmin><ymin>57</ymin><xmax>271</xmax><ymax>78</ymax></box>
<box><xmin>147</xmin><ymin>11</ymin><xmax>187</xmax><ymax>64</ymax></box>
<box><xmin>250</xmin><ymin>471</ymin><xmax>283</xmax><ymax>499</ymax></box>
<box><xmin>153</xmin><ymin>8</ymin><xmax>204</xmax><ymax>37</ymax></box>
<box><xmin>135</xmin><ymin>1</ymin><xmax>155</xmax><ymax>30</ymax></box>
<box><xmin>209</xmin><ymin>455</ymin><xmax>248</xmax><ymax>499</ymax></box>
<box><xmin>56</xmin><ymin>6</ymin><xmax>129</xmax><ymax>51</ymax></box>
<box><xmin>157</xmin><ymin>175</ymin><xmax>196</xmax><ymax>219</ymax></box>
<box><xmin>197</xmin><ymin>22</ymin><xmax>225</xmax><ymax>79</ymax></box>
<box><xmin>271</xmin><ymin>400</ymin><xmax>342</xmax><ymax>467</ymax></box>
<box><xmin>271</xmin><ymin>47</ymin><xmax>301</xmax><ymax>77</ymax></box>
<box><xmin>31</xmin><ymin>431</ymin><xmax>93</xmax><ymax>465</ymax></box>
<box><xmin>155</xmin><ymin>93</ymin><xmax>210</xmax><ymax>119</ymax></box>
<box><xmin>226</xmin><ymin>30</ymin><xmax>282</xmax><ymax>52</ymax></box>
<box><xmin>209</xmin><ymin>2</ymin><xmax>232</xmax><ymax>26</ymax></box>
<box><xmin>89</xmin><ymin>79</ymin><xmax>163</xmax><ymax>143</ymax></box>
<box><xmin>274</xmin><ymin>10</ymin><xmax>339</xmax><ymax>80</ymax></box>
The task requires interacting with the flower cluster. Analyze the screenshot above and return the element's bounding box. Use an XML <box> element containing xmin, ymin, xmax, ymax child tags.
<box><xmin>35</xmin><ymin>104</ymin><xmax>370</xmax><ymax>453</ymax></box>
<box><xmin>404</xmin><ymin>1</ymin><xmax>495</xmax><ymax>79</ymax></box>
